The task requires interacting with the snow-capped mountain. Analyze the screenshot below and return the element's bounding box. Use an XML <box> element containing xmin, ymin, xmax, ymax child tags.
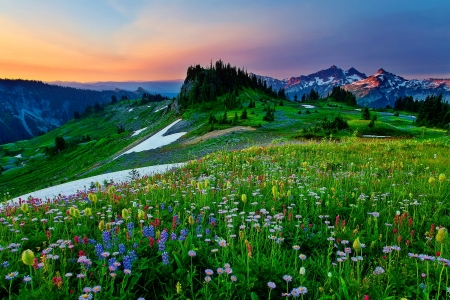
<box><xmin>344</xmin><ymin>69</ymin><xmax>450</xmax><ymax>107</ymax></box>
<box><xmin>252</xmin><ymin>65</ymin><xmax>367</xmax><ymax>99</ymax></box>
<box><xmin>255</xmin><ymin>66</ymin><xmax>450</xmax><ymax>107</ymax></box>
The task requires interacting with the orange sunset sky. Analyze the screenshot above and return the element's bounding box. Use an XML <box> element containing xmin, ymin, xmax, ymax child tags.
<box><xmin>1</xmin><ymin>0</ymin><xmax>449</xmax><ymax>82</ymax></box>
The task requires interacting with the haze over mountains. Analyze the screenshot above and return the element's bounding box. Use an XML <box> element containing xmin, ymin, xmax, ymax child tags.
<box><xmin>0</xmin><ymin>79</ymin><xmax>144</xmax><ymax>144</ymax></box>
<box><xmin>48</xmin><ymin>80</ymin><xmax>183</xmax><ymax>98</ymax></box>
<box><xmin>254</xmin><ymin>66</ymin><xmax>450</xmax><ymax>107</ymax></box>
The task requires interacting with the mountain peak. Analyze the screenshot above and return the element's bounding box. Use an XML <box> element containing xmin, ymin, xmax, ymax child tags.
<box><xmin>377</xmin><ymin>68</ymin><xmax>387</xmax><ymax>75</ymax></box>
<box><xmin>330</xmin><ymin>65</ymin><xmax>339</xmax><ymax>69</ymax></box>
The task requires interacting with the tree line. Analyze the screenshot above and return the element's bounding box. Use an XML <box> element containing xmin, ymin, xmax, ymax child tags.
<box><xmin>178</xmin><ymin>60</ymin><xmax>287</xmax><ymax>110</ymax></box>
<box><xmin>395</xmin><ymin>94</ymin><xmax>450</xmax><ymax>128</ymax></box>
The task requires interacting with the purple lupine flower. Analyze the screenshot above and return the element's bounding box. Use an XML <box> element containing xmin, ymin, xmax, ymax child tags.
<box><xmin>162</xmin><ymin>252</ymin><xmax>169</xmax><ymax>265</ymax></box>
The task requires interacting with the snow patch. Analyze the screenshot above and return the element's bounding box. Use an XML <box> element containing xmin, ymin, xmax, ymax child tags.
<box><xmin>117</xmin><ymin>119</ymin><xmax>186</xmax><ymax>158</ymax></box>
<box><xmin>14</xmin><ymin>154</ymin><xmax>22</xmax><ymax>158</ymax></box>
<box><xmin>128</xmin><ymin>108</ymin><xmax>133</xmax><ymax>112</ymax></box>
<box><xmin>10</xmin><ymin>163</ymin><xmax>186</xmax><ymax>205</ymax></box>
<box><xmin>346</xmin><ymin>75</ymin><xmax>362</xmax><ymax>82</ymax></box>
<box><xmin>131</xmin><ymin>127</ymin><xmax>147</xmax><ymax>137</ymax></box>
<box><xmin>302</xmin><ymin>105</ymin><xmax>316</xmax><ymax>109</ymax></box>
<box><xmin>154</xmin><ymin>106</ymin><xmax>167</xmax><ymax>113</ymax></box>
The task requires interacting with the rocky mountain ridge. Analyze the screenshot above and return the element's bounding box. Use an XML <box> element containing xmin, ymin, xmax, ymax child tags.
<box><xmin>254</xmin><ymin>66</ymin><xmax>450</xmax><ymax>107</ymax></box>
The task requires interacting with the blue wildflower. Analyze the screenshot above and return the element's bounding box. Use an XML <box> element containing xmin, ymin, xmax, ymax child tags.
<box><xmin>162</xmin><ymin>252</ymin><xmax>169</xmax><ymax>265</ymax></box>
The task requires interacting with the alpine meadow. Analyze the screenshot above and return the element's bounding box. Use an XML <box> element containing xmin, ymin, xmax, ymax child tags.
<box><xmin>1</xmin><ymin>1</ymin><xmax>450</xmax><ymax>300</ymax></box>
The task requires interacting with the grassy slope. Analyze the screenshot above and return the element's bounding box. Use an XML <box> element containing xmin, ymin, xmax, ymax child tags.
<box><xmin>1</xmin><ymin>88</ymin><xmax>448</xmax><ymax>199</ymax></box>
<box><xmin>0</xmin><ymin>100</ymin><xmax>175</xmax><ymax>197</ymax></box>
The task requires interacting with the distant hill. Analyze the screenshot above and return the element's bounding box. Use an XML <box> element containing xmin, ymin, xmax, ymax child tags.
<box><xmin>255</xmin><ymin>66</ymin><xmax>450</xmax><ymax>107</ymax></box>
<box><xmin>0</xmin><ymin>79</ymin><xmax>143</xmax><ymax>144</ymax></box>
<box><xmin>48</xmin><ymin>80</ymin><xmax>183</xmax><ymax>98</ymax></box>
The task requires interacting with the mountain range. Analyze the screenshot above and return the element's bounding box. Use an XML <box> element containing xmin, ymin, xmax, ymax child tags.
<box><xmin>254</xmin><ymin>66</ymin><xmax>450</xmax><ymax>107</ymax></box>
<box><xmin>0</xmin><ymin>79</ymin><xmax>145</xmax><ymax>144</ymax></box>
<box><xmin>47</xmin><ymin>80</ymin><xmax>183</xmax><ymax>98</ymax></box>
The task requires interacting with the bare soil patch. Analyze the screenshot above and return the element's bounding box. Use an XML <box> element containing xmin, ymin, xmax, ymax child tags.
<box><xmin>183</xmin><ymin>126</ymin><xmax>256</xmax><ymax>145</ymax></box>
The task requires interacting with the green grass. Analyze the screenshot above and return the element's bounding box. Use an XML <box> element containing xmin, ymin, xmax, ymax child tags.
<box><xmin>0</xmin><ymin>99</ymin><xmax>175</xmax><ymax>197</ymax></box>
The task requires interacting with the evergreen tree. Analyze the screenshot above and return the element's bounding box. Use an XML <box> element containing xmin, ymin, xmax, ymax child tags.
<box><xmin>233</xmin><ymin>112</ymin><xmax>239</xmax><ymax>125</ymax></box>
<box><xmin>55</xmin><ymin>136</ymin><xmax>66</xmax><ymax>152</ymax></box>
<box><xmin>362</xmin><ymin>106</ymin><xmax>371</xmax><ymax>120</ymax></box>
<box><xmin>241</xmin><ymin>108</ymin><xmax>248</xmax><ymax>120</ymax></box>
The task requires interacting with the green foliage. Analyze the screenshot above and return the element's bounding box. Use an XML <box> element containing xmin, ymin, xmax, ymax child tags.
<box><xmin>240</xmin><ymin>108</ymin><xmax>248</xmax><ymax>120</ymax></box>
<box><xmin>178</xmin><ymin>60</ymin><xmax>287</xmax><ymax>110</ymax></box>
<box><xmin>263</xmin><ymin>105</ymin><xmax>275</xmax><ymax>122</ymax></box>
<box><xmin>416</xmin><ymin>94</ymin><xmax>450</xmax><ymax>128</ymax></box>
<box><xmin>139</xmin><ymin>93</ymin><xmax>168</xmax><ymax>106</ymax></box>
<box><xmin>394</xmin><ymin>95</ymin><xmax>421</xmax><ymax>112</ymax></box>
<box><xmin>54</xmin><ymin>136</ymin><xmax>66</xmax><ymax>152</ymax></box>
<box><xmin>117</xmin><ymin>125</ymin><xmax>125</xmax><ymax>134</ymax></box>
<box><xmin>232</xmin><ymin>112</ymin><xmax>239</xmax><ymax>125</ymax></box>
<box><xmin>368</xmin><ymin>114</ymin><xmax>377</xmax><ymax>128</ymax></box>
<box><xmin>111</xmin><ymin>95</ymin><xmax>118</xmax><ymax>104</ymax></box>
<box><xmin>329</xmin><ymin>86</ymin><xmax>357</xmax><ymax>106</ymax></box>
<box><xmin>301</xmin><ymin>88</ymin><xmax>320</xmax><ymax>102</ymax></box>
<box><xmin>362</xmin><ymin>106</ymin><xmax>371</xmax><ymax>120</ymax></box>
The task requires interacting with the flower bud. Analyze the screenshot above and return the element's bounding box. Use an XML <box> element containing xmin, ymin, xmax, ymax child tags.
<box><xmin>98</xmin><ymin>220</ymin><xmax>105</xmax><ymax>231</ymax></box>
<box><xmin>353</xmin><ymin>237</ymin><xmax>361</xmax><ymax>251</ymax></box>
<box><xmin>439</xmin><ymin>174</ymin><xmax>446</xmax><ymax>182</ymax></box>
<box><xmin>22</xmin><ymin>249</ymin><xmax>35</xmax><ymax>266</ymax></box>
<box><xmin>73</xmin><ymin>209</ymin><xmax>80</xmax><ymax>218</ymax></box>
<box><xmin>20</xmin><ymin>203</ymin><xmax>29</xmax><ymax>213</ymax></box>
<box><xmin>122</xmin><ymin>208</ymin><xmax>130</xmax><ymax>220</ymax></box>
<box><xmin>436</xmin><ymin>227</ymin><xmax>447</xmax><ymax>244</ymax></box>
<box><xmin>138</xmin><ymin>209</ymin><xmax>146</xmax><ymax>220</ymax></box>
<box><xmin>272</xmin><ymin>186</ymin><xmax>278</xmax><ymax>198</ymax></box>
<box><xmin>88</xmin><ymin>193</ymin><xmax>97</xmax><ymax>203</ymax></box>
<box><xmin>85</xmin><ymin>208</ymin><xmax>92</xmax><ymax>216</ymax></box>
<box><xmin>241</xmin><ymin>194</ymin><xmax>247</xmax><ymax>203</ymax></box>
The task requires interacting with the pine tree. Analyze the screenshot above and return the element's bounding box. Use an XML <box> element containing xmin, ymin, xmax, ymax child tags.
<box><xmin>241</xmin><ymin>108</ymin><xmax>248</xmax><ymax>120</ymax></box>
<box><xmin>233</xmin><ymin>112</ymin><xmax>239</xmax><ymax>125</ymax></box>
<box><xmin>362</xmin><ymin>106</ymin><xmax>371</xmax><ymax>120</ymax></box>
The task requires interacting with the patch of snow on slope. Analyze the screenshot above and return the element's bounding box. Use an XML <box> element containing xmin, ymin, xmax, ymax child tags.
<box><xmin>14</xmin><ymin>154</ymin><xmax>22</xmax><ymax>158</ymax></box>
<box><xmin>118</xmin><ymin>119</ymin><xmax>186</xmax><ymax>157</ymax></box>
<box><xmin>128</xmin><ymin>108</ymin><xmax>133</xmax><ymax>112</ymax></box>
<box><xmin>347</xmin><ymin>75</ymin><xmax>362</xmax><ymax>82</ymax></box>
<box><xmin>154</xmin><ymin>106</ymin><xmax>167</xmax><ymax>113</ymax></box>
<box><xmin>10</xmin><ymin>163</ymin><xmax>186</xmax><ymax>204</ymax></box>
<box><xmin>131</xmin><ymin>127</ymin><xmax>147</xmax><ymax>137</ymax></box>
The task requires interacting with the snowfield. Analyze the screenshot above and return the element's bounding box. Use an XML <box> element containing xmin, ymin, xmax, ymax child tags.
<box><xmin>117</xmin><ymin>119</ymin><xmax>187</xmax><ymax>158</ymax></box>
<box><xmin>11</xmin><ymin>162</ymin><xmax>186</xmax><ymax>204</ymax></box>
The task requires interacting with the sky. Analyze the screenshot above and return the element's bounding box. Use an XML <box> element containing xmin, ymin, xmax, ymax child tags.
<box><xmin>1</xmin><ymin>0</ymin><xmax>449</xmax><ymax>82</ymax></box>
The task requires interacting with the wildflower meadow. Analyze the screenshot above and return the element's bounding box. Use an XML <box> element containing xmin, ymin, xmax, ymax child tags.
<box><xmin>1</xmin><ymin>138</ymin><xmax>449</xmax><ymax>299</ymax></box>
